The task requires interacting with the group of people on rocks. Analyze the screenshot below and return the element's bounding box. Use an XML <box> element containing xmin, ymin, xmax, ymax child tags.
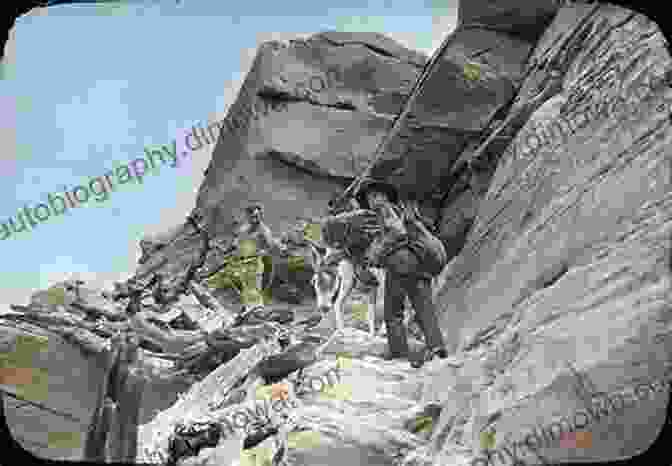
<box><xmin>115</xmin><ymin>176</ymin><xmax>449</xmax><ymax>369</ymax></box>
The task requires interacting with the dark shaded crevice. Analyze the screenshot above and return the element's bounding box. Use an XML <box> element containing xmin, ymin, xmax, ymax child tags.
<box><xmin>520</xmin><ymin>209</ymin><xmax>535</xmax><ymax>228</ymax></box>
<box><xmin>537</xmin><ymin>261</ymin><xmax>570</xmax><ymax>291</ymax></box>
<box><xmin>257</xmin><ymin>87</ymin><xmax>304</xmax><ymax>102</ymax></box>
<box><xmin>511</xmin><ymin>260</ymin><xmax>569</xmax><ymax>310</ymax></box>
<box><xmin>458</xmin><ymin>8</ymin><xmax>559</xmax><ymax>47</ymax></box>
<box><xmin>313</xmin><ymin>34</ymin><xmax>425</xmax><ymax>69</ymax></box>
<box><xmin>469</xmin><ymin>46</ymin><xmax>497</xmax><ymax>59</ymax></box>
<box><xmin>263</xmin><ymin>149</ymin><xmax>354</xmax><ymax>184</ymax></box>
<box><xmin>429</xmin><ymin>46</ymin><xmax>527</xmax><ymax>213</ymax></box>
<box><xmin>440</xmin><ymin>219</ymin><xmax>475</xmax><ymax>262</ymax></box>
<box><xmin>257</xmin><ymin>88</ymin><xmax>358</xmax><ymax>111</ymax></box>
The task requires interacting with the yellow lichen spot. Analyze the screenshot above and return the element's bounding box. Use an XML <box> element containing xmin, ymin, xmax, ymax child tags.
<box><xmin>410</xmin><ymin>415</ymin><xmax>434</xmax><ymax>434</ymax></box>
<box><xmin>303</xmin><ymin>223</ymin><xmax>322</xmax><ymax>242</ymax></box>
<box><xmin>261</xmin><ymin>287</ymin><xmax>273</xmax><ymax>304</ymax></box>
<box><xmin>240</xmin><ymin>445</ymin><xmax>273</xmax><ymax>466</ymax></box>
<box><xmin>287</xmin><ymin>430</ymin><xmax>323</xmax><ymax>450</ymax></box>
<box><xmin>480</xmin><ymin>430</ymin><xmax>496</xmax><ymax>450</ymax></box>
<box><xmin>463</xmin><ymin>62</ymin><xmax>481</xmax><ymax>82</ymax></box>
<box><xmin>45</xmin><ymin>286</ymin><xmax>67</xmax><ymax>306</ymax></box>
<box><xmin>287</xmin><ymin>255</ymin><xmax>305</xmax><ymax>272</ymax></box>
<box><xmin>350</xmin><ymin>302</ymin><xmax>368</xmax><ymax>322</ymax></box>
<box><xmin>321</xmin><ymin>383</ymin><xmax>352</xmax><ymax>401</ymax></box>
<box><xmin>0</xmin><ymin>334</ymin><xmax>48</xmax><ymax>377</ymax></box>
<box><xmin>15</xmin><ymin>334</ymin><xmax>48</xmax><ymax>356</ymax></box>
<box><xmin>255</xmin><ymin>384</ymin><xmax>273</xmax><ymax>400</ymax></box>
<box><xmin>336</xmin><ymin>353</ymin><xmax>352</xmax><ymax>370</ymax></box>
<box><xmin>47</xmin><ymin>431</ymin><xmax>82</xmax><ymax>449</ymax></box>
<box><xmin>241</xmin><ymin>288</ymin><xmax>263</xmax><ymax>306</ymax></box>
<box><xmin>239</xmin><ymin>239</ymin><xmax>257</xmax><ymax>257</ymax></box>
<box><xmin>206</xmin><ymin>270</ymin><xmax>236</xmax><ymax>290</ymax></box>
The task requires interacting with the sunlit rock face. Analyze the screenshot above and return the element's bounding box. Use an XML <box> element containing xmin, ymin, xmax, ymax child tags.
<box><xmin>418</xmin><ymin>3</ymin><xmax>672</xmax><ymax>466</ymax></box>
<box><xmin>127</xmin><ymin>32</ymin><xmax>428</xmax><ymax>305</ymax></box>
<box><xmin>195</xmin><ymin>31</ymin><xmax>427</xmax><ymax>240</ymax></box>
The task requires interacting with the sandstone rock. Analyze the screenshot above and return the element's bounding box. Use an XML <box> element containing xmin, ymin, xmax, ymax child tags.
<box><xmin>194</xmin><ymin>33</ymin><xmax>426</xmax><ymax>247</ymax></box>
<box><xmin>423</xmin><ymin>3</ymin><xmax>672</xmax><ymax>465</ymax></box>
<box><xmin>457</xmin><ymin>0</ymin><xmax>561</xmax><ymax>42</ymax></box>
<box><xmin>128</xmin><ymin>32</ymin><xmax>428</xmax><ymax>308</ymax></box>
<box><xmin>364</xmin><ymin>19</ymin><xmax>536</xmax><ymax>202</ymax></box>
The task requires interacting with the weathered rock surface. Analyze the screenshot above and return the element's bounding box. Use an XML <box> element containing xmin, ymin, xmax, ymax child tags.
<box><xmin>364</xmin><ymin>12</ymin><xmax>541</xmax><ymax>205</ymax></box>
<box><xmin>457</xmin><ymin>0</ymin><xmax>561</xmax><ymax>42</ymax></box>
<box><xmin>138</xmin><ymin>327</ymin><xmax>439</xmax><ymax>466</ymax></box>
<box><xmin>195</xmin><ymin>32</ymin><xmax>427</xmax><ymax>240</ymax></box>
<box><xmin>412</xmin><ymin>3</ymin><xmax>672</xmax><ymax>466</ymax></box>
<box><xmin>125</xmin><ymin>32</ymin><xmax>429</xmax><ymax>308</ymax></box>
<box><xmin>0</xmin><ymin>323</ymin><xmax>190</xmax><ymax>460</ymax></box>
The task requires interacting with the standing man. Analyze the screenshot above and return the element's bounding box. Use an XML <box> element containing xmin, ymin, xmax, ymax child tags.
<box><xmin>353</xmin><ymin>179</ymin><xmax>448</xmax><ymax>368</ymax></box>
<box><xmin>228</xmin><ymin>203</ymin><xmax>288</xmax><ymax>320</ymax></box>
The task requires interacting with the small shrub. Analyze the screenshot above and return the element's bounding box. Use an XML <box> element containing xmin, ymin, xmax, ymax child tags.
<box><xmin>303</xmin><ymin>223</ymin><xmax>322</xmax><ymax>242</ymax></box>
<box><xmin>45</xmin><ymin>286</ymin><xmax>67</xmax><ymax>306</ymax></box>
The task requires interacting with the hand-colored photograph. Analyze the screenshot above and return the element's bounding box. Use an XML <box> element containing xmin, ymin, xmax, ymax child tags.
<box><xmin>0</xmin><ymin>1</ymin><xmax>670</xmax><ymax>466</ymax></box>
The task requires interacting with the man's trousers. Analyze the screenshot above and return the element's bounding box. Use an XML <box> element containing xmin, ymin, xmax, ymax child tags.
<box><xmin>383</xmin><ymin>248</ymin><xmax>445</xmax><ymax>356</ymax></box>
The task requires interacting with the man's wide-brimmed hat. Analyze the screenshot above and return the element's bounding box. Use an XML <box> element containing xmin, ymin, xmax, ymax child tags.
<box><xmin>355</xmin><ymin>178</ymin><xmax>399</xmax><ymax>209</ymax></box>
<box><xmin>244</xmin><ymin>202</ymin><xmax>264</xmax><ymax>213</ymax></box>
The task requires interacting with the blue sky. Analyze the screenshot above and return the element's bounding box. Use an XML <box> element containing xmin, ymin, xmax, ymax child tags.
<box><xmin>0</xmin><ymin>0</ymin><xmax>457</xmax><ymax>309</ymax></box>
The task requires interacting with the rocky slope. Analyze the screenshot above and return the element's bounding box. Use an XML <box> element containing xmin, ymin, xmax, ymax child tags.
<box><xmin>404</xmin><ymin>3</ymin><xmax>672</xmax><ymax>466</ymax></box>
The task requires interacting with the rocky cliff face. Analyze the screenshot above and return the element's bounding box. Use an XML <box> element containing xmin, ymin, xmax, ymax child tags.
<box><xmin>195</xmin><ymin>31</ymin><xmax>427</xmax><ymax>239</ymax></box>
<box><xmin>127</xmin><ymin>31</ymin><xmax>428</xmax><ymax>307</ymax></box>
<box><xmin>410</xmin><ymin>3</ymin><xmax>672</xmax><ymax>466</ymax></box>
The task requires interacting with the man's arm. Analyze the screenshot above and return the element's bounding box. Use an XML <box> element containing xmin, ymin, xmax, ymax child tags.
<box><xmin>258</xmin><ymin>224</ymin><xmax>287</xmax><ymax>255</ymax></box>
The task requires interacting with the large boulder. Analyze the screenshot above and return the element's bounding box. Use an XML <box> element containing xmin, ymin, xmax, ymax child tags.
<box><xmin>195</xmin><ymin>32</ymin><xmax>427</xmax><ymax>239</ymax></box>
<box><xmin>128</xmin><ymin>32</ymin><xmax>429</xmax><ymax>305</ymax></box>
<box><xmin>0</xmin><ymin>325</ymin><xmax>191</xmax><ymax>460</ymax></box>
